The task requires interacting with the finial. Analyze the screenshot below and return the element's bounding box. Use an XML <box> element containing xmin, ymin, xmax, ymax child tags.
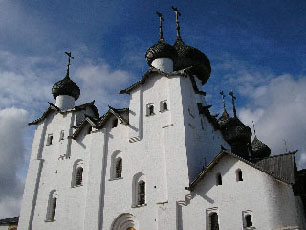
<box><xmin>283</xmin><ymin>139</ymin><xmax>288</xmax><ymax>152</ymax></box>
<box><xmin>65</xmin><ymin>51</ymin><xmax>74</xmax><ymax>78</ymax></box>
<box><xmin>252</xmin><ymin>120</ymin><xmax>256</xmax><ymax>136</ymax></box>
<box><xmin>229</xmin><ymin>90</ymin><xmax>237</xmax><ymax>117</ymax></box>
<box><xmin>220</xmin><ymin>91</ymin><xmax>226</xmax><ymax>111</ymax></box>
<box><xmin>156</xmin><ymin>11</ymin><xmax>164</xmax><ymax>41</ymax></box>
<box><xmin>171</xmin><ymin>6</ymin><xmax>182</xmax><ymax>39</ymax></box>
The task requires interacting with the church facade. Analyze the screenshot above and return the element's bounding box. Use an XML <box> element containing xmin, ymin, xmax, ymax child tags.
<box><xmin>18</xmin><ymin>9</ymin><xmax>306</xmax><ymax>230</ymax></box>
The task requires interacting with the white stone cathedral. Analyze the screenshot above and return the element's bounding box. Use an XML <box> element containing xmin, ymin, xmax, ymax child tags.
<box><xmin>18</xmin><ymin>9</ymin><xmax>306</xmax><ymax>230</ymax></box>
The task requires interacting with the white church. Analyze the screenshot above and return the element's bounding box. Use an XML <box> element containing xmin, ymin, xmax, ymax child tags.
<box><xmin>18</xmin><ymin>8</ymin><xmax>306</xmax><ymax>230</ymax></box>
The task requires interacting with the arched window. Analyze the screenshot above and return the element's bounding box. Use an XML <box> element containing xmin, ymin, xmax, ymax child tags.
<box><xmin>245</xmin><ymin>214</ymin><xmax>252</xmax><ymax>227</ymax></box>
<box><xmin>76</xmin><ymin>167</ymin><xmax>83</xmax><ymax>186</ymax></box>
<box><xmin>72</xmin><ymin>160</ymin><xmax>84</xmax><ymax>187</ymax></box>
<box><xmin>137</xmin><ymin>181</ymin><xmax>145</xmax><ymax>205</ymax></box>
<box><xmin>112</xmin><ymin>119</ymin><xmax>118</xmax><ymax>128</ymax></box>
<box><xmin>46</xmin><ymin>190</ymin><xmax>57</xmax><ymax>221</ymax></box>
<box><xmin>216</xmin><ymin>173</ymin><xmax>222</xmax><ymax>186</ymax></box>
<box><xmin>110</xmin><ymin>151</ymin><xmax>123</xmax><ymax>180</ymax></box>
<box><xmin>132</xmin><ymin>172</ymin><xmax>145</xmax><ymax>207</ymax></box>
<box><xmin>236</xmin><ymin>169</ymin><xmax>243</xmax><ymax>182</ymax></box>
<box><xmin>115</xmin><ymin>158</ymin><xmax>122</xmax><ymax>178</ymax></box>
<box><xmin>209</xmin><ymin>213</ymin><xmax>219</xmax><ymax>230</ymax></box>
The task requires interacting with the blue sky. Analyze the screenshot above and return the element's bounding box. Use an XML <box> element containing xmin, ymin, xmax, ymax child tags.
<box><xmin>1</xmin><ymin>0</ymin><xmax>306</xmax><ymax>218</ymax></box>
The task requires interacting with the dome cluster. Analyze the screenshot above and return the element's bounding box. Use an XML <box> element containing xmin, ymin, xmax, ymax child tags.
<box><xmin>145</xmin><ymin>9</ymin><xmax>211</xmax><ymax>84</ymax></box>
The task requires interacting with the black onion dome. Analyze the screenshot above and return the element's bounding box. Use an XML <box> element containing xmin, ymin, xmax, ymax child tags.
<box><xmin>173</xmin><ymin>38</ymin><xmax>211</xmax><ymax>84</ymax></box>
<box><xmin>218</xmin><ymin>110</ymin><xmax>231</xmax><ymax>128</ymax></box>
<box><xmin>145</xmin><ymin>39</ymin><xmax>177</xmax><ymax>66</ymax></box>
<box><xmin>219</xmin><ymin>116</ymin><xmax>252</xmax><ymax>144</ymax></box>
<box><xmin>251</xmin><ymin>136</ymin><xmax>271</xmax><ymax>159</ymax></box>
<box><xmin>52</xmin><ymin>75</ymin><xmax>80</xmax><ymax>100</ymax></box>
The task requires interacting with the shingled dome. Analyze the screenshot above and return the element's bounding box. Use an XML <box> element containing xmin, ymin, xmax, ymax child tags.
<box><xmin>173</xmin><ymin>38</ymin><xmax>211</xmax><ymax>85</ymax></box>
<box><xmin>52</xmin><ymin>75</ymin><xmax>80</xmax><ymax>100</ymax></box>
<box><xmin>252</xmin><ymin>136</ymin><xmax>271</xmax><ymax>159</ymax></box>
<box><xmin>145</xmin><ymin>39</ymin><xmax>177</xmax><ymax>66</ymax></box>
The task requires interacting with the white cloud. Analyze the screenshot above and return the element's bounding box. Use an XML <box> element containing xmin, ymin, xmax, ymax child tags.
<box><xmin>75</xmin><ymin>61</ymin><xmax>134</xmax><ymax>111</ymax></box>
<box><xmin>237</xmin><ymin>74</ymin><xmax>306</xmax><ymax>169</ymax></box>
<box><xmin>0</xmin><ymin>108</ymin><xmax>29</xmax><ymax>218</ymax></box>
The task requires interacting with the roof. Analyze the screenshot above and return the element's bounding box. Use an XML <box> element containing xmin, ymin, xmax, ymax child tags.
<box><xmin>197</xmin><ymin>103</ymin><xmax>220</xmax><ymax>130</ymax></box>
<box><xmin>189</xmin><ymin>150</ymin><xmax>297</xmax><ymax>191</ymax></box>
<box><xmin>71</xmin><ymin>106</ymin><xmax>129</xmax><ymax>139</ymax></box>
<box><xmin>0</xmin><ymin>216</ymin><xmax>18</xmax><ymax>225</ymax></box>
<box><xmin>120</xmin><ymin>66</ymin><xmax>202</xmax><ymax>95</ymax></box>
<box><xmin>29</xmin><ymin>101</ymin><xmax>99</xmax><ymax>126</ymax></box>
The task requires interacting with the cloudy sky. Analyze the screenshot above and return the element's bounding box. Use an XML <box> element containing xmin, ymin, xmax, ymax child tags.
<box><xmin>1</xmin><ymin>0</ymin><xmax>306</xmax><ymax>218</ymax></box>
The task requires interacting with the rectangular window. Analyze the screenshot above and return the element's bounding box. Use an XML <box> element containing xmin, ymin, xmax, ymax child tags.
<box><xmin>146</xmin><ymin>103</ymin><xmax>155</xmax><ymax>116</ymax></box>
<box><xmin>59</xmin><ymin>130</ymin><xmax>64</xmax><ymax>141</ymax></box>
<box><xmin>160</xmin><ymin>100</ymin><xmax>168</xmax><ymax>112</ymax></box>
<box><xmin>47</xmin><ymin>134</ymin><xmax>53</xmax><ymax>146</ymax></box>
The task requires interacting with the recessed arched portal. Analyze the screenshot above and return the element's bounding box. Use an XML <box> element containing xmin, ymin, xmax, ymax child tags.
<box><xmin>111</xmin><ymin>213</ymin><xmax>138</xmax><ymax>230</ymax></box>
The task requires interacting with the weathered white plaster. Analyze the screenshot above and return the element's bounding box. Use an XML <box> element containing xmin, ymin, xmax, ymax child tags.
<box><xmin>151</xmin><ymin>58</ymin><xmax>173</xmax><ymax>72</ymax></box>
<box><xmin>55</xmin><ymin>95</ymin><xmax>75</xmax><ymax>110</ymax></box>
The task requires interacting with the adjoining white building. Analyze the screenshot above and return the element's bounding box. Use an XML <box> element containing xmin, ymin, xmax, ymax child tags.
<box><xmin>18</xmin><ymin>8</ymin><xmax>306</xmax><ymax>230</ymax></box>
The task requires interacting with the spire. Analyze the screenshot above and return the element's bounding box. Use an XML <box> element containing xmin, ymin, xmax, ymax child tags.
<box><xmin>229</xmin><ymin>90</ymin><xmax>237</xmax><ymax>117</ymax></box>
<box><xmin>171</xmin><ymin>6</ymin><xmax>182</xmax><ymax>39</ymax></box>
<box><xmin>64</xmin><ymin>51</ymin><xmax>74</xmax><ymax>78</ymax></box>
<box><xmin>156</xmin><ymin>11</ymin><xmax>164</xmax><ymax>41</ymax></box>
<box><xmin>220</xmin><ymin>91</ymin><xmax>227</xmax><ymax>112</ymax></box>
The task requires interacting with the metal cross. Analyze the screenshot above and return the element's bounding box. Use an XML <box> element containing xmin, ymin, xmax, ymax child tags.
<box><xmin>220</xmin><ymin>91</ymin><xmax>226</xmax><ymax>111</ymax></box>
<box><xmin>252</xmin><ymin>120</ymin><xmax>256</xmax><ymax>136</ymax></box>
<box><xmin>171</xmin><ymin>6</ymin><xmax>181</xmax><ymax>38</ymax></box>
<box><xmin>229</xmin><ymin>90</ymin><xmax>237</xmax><ymax>117</ymax></box>
<box><xmin>65</xmin><ymin>51</ymin><xmax>74</xmax><ymax>78</ymax></box>
<box><xmin>156</xmin><ymin>11</ymin><xmax>164</xmax><ymax>40</ymax></box>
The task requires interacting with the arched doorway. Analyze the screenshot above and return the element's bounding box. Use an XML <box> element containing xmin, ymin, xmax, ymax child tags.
<box><xmin>111</xmin><ymin>213</ymin><xmax>138</xmax><ymax>230</ymax></box>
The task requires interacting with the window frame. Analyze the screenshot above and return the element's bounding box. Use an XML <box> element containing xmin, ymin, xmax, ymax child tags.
<box><xmin>216</xmin><ymin>173</ymin><xmax>222</xmax><ymax>186</ymax></box>
<box><xmin>236</xmin><ymin>169</ymin><xmax>243</xmax><ymax>182</ymax></box>
<box><xmin>146</xmin><ymin>103</ymin><xmax>155</xmax><ymax>116</ymax></box>
<box><xmin>206</xmin><ymin>207</ymin><xmax>219</xmax><ymax>230</ymax></box>
<box><xmin>46</xmin><ymin>134</ymin><xmax>54</xmax><ymax>146</ymax></box>
<box><xmin>45</xmin><ymin>190</ymin><xmax>57</xmax><ymax>222</ymax></box>
<box><xmin>160</xmin><ymin>100</ymin><xmax>168</xmax><ymax>112</ymax></box>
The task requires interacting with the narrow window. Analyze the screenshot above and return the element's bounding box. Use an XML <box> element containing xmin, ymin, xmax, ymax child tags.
<box><xmin>245</xmin><ymin>214</ymin><xmax>252</xmax><ymax>227</ymax></box>
<box><xmin>149</xmin><ymin>105</ymin><xmax>154</xmax><ymax>115</ymax></box>
<box><xmin>163</xmin><ymin>102</ymin><xmax>167</xmax><ymax>111</ymax></box>
<box><xmin>50</xmin><ymin>197</ymin><xmax>56</xmax><ymax>220</ymax></box>
<box><xmin>209</xmin><ymin>213</ymin><xmax>219</xmax><ymax>230</ymax></box>
<box><xmin>46</xmin><ymin>191</ymin><xmax>57</xmax><ymax>221</ymax></box>
<box><xmin>75</xmin><ymin>167</ymin><xmax>83</xmax><ymax>186</ymax></box>
<box><xmin>59</xmin><ymin>130</ymin><xmax>64</xmax><ymax>141</ymax></box>
<box><xmin>87</xmin><ymin>126</ymin><xmax>92</xmax><ymax>134</ymax></box>
<box><xmin>115</xmin><ymin>158</ymin><xmax>122</xmax><ymax>178</ymax></box>
<box><xmin>236</xmin><ymin>169</ymin><xmax>243</xmax><ymax>182</ymax></box>
<box><xmin>160</xmin><ymin>100</ymin><xmax>168</xmax><ymax>112</ymax></box>
<box><xmin>47</xmin><ymin>134</ymin><xmax>53</xmax><ymax>145</ymax></box>
<box><xmin>138</xmin><ymin>181</ymin><xmax>145</xmax><ymax>205</ymax></box>
<box><xmin>216</xmin><ymin>173</ymin><xmax>222</xmax><ymax>186</ymax></box>
<box><xmin>112</xmin><ymin>119</ymin><xmax>118</xmax><ymax>128</ymax></box>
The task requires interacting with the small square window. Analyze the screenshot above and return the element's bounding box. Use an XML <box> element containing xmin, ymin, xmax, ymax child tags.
<box><xmin>160</xmin><ymin>100</ymin><xmax>168</xmax><ymax>112</ymax></box>
<box><xmin>146</xmin><ymin>104</ymin><xmax>155</xmax><ymax>116</ymax></box>
<box><xmin>59</xmin><ymin>130</ymin><xmax>64</xmax><ymax>141</ymax></box>
<box><xmin>47</xmin><ymin>134</ymin><xmax>53</xmax><ymax>146</ymax></box>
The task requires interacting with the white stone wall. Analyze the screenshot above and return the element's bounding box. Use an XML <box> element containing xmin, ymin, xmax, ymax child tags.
<box><xmin>19</xmin><ymin>69</ymin><xmax>305</xmax><ymax>230</ymax></box>
<box><xmin>181</xmin><ymin>155</ymin><xmax>306</xmax><ymax>230</ymax></box>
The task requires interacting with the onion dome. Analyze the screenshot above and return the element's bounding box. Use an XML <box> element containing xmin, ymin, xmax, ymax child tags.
<box><xmin>145</xmin><ymin>39</ymin><xmax>177</xmax><ymax>66</ymax></box>
<box><xmin>251</xmin><ymin>136</ymin><xmax>271</xmax><ymax>159</ymax></box>
<box><xmin>52</xmin><ymin>52</ymin><xmax>80</xmax><ymax>100</ymax></box>
<box><xmin>218</xmin><ymin>109</ymin><xmax>231</xmax><ymax>128</ymax></box>
<box><xmin>173</xmin><ymin>38</ymin><xmax>211</xmax><ymax>84</ymax></box>
<box><xmin>52</xmin><ymin>75</ymin><xmax>80</xmax><ymax>100</ymax></box>
<box><xmin>220</xmin><ymin>117</ymin><xmax>252</xmax><ymax>144</ymax></box>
